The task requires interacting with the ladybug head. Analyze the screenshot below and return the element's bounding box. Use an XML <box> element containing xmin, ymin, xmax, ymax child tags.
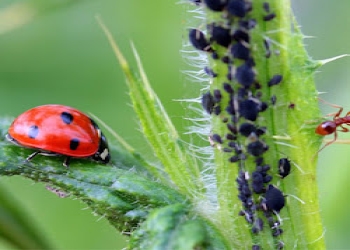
<box><xmin>92</xmin><ymin>132</ymin><xmax>110</xmax><ymax>164</ymax></box>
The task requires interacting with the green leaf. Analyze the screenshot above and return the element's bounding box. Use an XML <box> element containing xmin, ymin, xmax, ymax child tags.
<box><xmin>128</xmin><ymin>204</ymin><xmax>229</xmax><ymax>250</ymax></box>
<box><xmin>97</xmin><ymin>17</ymin><xmax>205</xmax><ymax>198</ymax></box>
<box><xmin>0</xmin><ymin>119</ymin><xmax>184</xmax><ymax>235</ymax></box>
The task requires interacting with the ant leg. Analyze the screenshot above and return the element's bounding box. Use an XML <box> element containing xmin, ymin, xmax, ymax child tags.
<box><xmin>26</xmin><ymin>151</ymin><xmax>39</xmax><ymax>162</ymax></box>
<box><xmin>338</xmin><ymin>125</ymin><xmax>349</xmax><ymax>133</ymax></box>
<box><xmin>318</xmin><ymin>98</ymin><xmax>343</xmax><ymax>120</ymax></box>
<box><xmin>315</xmin><ymin>131</ymin><xmax>338</xmax><ymax>157</ymax></box>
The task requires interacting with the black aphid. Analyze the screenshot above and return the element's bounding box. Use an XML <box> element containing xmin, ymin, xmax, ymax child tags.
<box><xmin>209</xmin><ymin>24</ymin><xmax>231</xmax><ymax>47</ymax></box>
<box><xmin>232</xmin><ymin>29</ymin><xmax>250</xmax><ymax>43</ymax></box>
<box><xmin>278</xmin><ymin>158</ymin><xmax>291</xmax><ymax>178</ymax></box>
<box><xmin>226</xmin><ymin>133</ymin><xmax>237</xmax><ymax>140</ymax></box>
<box><xmin>263</xmin><ymin>2</ymin><xmax>270</xmax><ymax>12</ymax></box>
<box><xmin>235</xmin><ymin>63</ymin><xmax>255</xmax><ymax>87</ymax></box>
<box><xmin>247</xmin><ymin>141</ymin><xmax>268</xmax><ymax>156</ymax></box>
<box><xmin>227</xmin><ymin>0</ymin><xmax>247</xmax><ymax>18</ymax></box>
<box><xmin>201</xmin><ymin>91</ymin><xmax>215</xmax><ymax>114</ymax></box>
<box><xmin>231</xmin><ymin>42</ymin><xmax>250</xmax><ymax>60</ymax></box>
<box><xmin>252</xmin><ymin>171</ymin><xmax>264</xmax><ymax>194</ymax></box>
<box><xmin>223</xmin><ymin>83</ymin><xmax>234</xmax><ymax>94</ymax></box>
<box><xmin>213</xmin><ymin>89</ymin><xmax>222</xmax><ymax>103</ymax></box>
<box><xmin>211</xmin><ymin>133</ymin><xmax>223</xmax><ymax>144</ymax></box>
<box><xmin>268</xmin><ymin>74</ymin><xmax>283</xmax><ymax>87</ymax></box>
<box><xmin>264</xmin><ymin>185</ymin><xmax>285</xmax><ymax>212</ymax></box>
<box><xmin>204</xmin><ymin>0</ymin><xmax>228</xmax><ymax>12</ymax></box>
<box><xmin>264</xmin><ymin>13</ymin><xmax>276</xmax><ymax>21</ymax></box>
<box><xmin>239</xmin><ymin>123</ymin><xmax>256</xmax><ymax>137</ymax></box>
<box><xmin>189</xmin><ymin>29</ymin><xmax>212</xmax><ymax>52</ymax></box>
<box><xmin>239</xmin><ymin>100</ymin><xmax>259</xmax><ymax>121</ymax></box>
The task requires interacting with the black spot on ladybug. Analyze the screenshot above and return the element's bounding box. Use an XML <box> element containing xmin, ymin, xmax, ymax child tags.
<box><xmin>70</xmin><ymin>138</ymin><xmax>80</xmax><ymax>150</ymax></box>
<box><xmin>264</xmin><ymin>185</ymin><xmax>285</xmax><ymax>212</ymax></box>
<box><xmin>61</xmin><ymin>112</ymin><xmax>74</xmax><ymax>125</ymax></box>
<box><xmin>278</xmin><ymin>158</ymin><xmax>291</xmax><ymax>178</ymax></box>
<box><xmin>28</xmin><ymin>125</ymin><xmax>39</xmax><ymax>139</ymax></box>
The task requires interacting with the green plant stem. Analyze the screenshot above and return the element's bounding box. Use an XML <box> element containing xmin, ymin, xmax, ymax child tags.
<box><xmin>200</xmin><ymin>0</ymin><xmax>325</xmax><ymax>248</ymax></box>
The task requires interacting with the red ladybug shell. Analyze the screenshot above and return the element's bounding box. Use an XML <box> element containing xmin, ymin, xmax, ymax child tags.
<box><xmin>8</xmin><ymin>105</ymin><xmax>101</xmax><ymax>157</ymax></box>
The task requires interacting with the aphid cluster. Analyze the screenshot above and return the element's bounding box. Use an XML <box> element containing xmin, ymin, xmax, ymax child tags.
<box><xmin>188</xmin><ymin>0</ymin><xmax>292</xmax><ymax>248</ymax></box>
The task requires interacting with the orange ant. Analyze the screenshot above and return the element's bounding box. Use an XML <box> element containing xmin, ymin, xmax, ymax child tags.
<box><xmin>315</xmin><ymin>99</ymin><xmax>350</xmax><ymax>152</ymax></box>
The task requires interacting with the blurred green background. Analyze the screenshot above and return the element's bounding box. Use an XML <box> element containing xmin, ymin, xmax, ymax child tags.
<box><xmin>0</xmin><ymin>0</ymin><xmax>349</xmax><ymax>249</ymax></box>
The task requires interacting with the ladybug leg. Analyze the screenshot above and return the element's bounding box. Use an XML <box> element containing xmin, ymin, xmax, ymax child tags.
<box><xmin>26</xmin><ymin>151</ymin><xmax>40</xmax><ymax>162</ymax></box>
<box><xmin>63</xmin><ymin>157</ymin><xmax>71</xmax><ymax>168</ymax></box>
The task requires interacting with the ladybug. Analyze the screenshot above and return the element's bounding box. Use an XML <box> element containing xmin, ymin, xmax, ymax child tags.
<box><xmin>6</xmin><ymin>104</ymin><xmax>110</xmax><ymax>167</ymax></box>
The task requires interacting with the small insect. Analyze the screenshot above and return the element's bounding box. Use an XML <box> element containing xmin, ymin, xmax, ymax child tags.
<box><xmin>188</xmin><ymin>29</ymin><xmax>212</xmax><ymax>52</ymax></box>
<box><xmin>315</xmin><ymin>101</ymin><xmax>350</xmax><ymax>152</ymax></box>
<box><xmin>278</xmin><ymin>158</ymin><xmax>291</xmax><ymax>178</ymax></box>
<box><xmin>6</xmin><ymin>104</ymin><xmax>110</xmax><ymax>167</ymax></box>
<box><xmin>263</xmin><ymin>185</ymin><xmax>285</xmax><ymax>213</ymax></box>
